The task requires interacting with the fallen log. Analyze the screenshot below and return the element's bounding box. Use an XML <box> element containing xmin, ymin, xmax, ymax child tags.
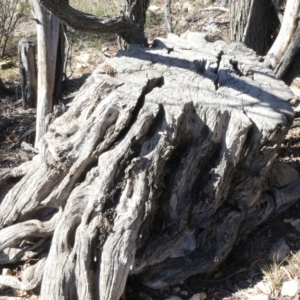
<box><xmin>0</xmin><ymin>32</ymin><xmax>296</xmax><ymax>299</ymax></box>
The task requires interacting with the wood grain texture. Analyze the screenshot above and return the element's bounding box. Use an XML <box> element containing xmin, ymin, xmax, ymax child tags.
<box><xmin>0</xmin><ymin>33</ymin><xmax>296</xmax><ymax>299</ymax></box>
<box><xmin>229</xmin><ymin>0</ymin><xmax>275</xmax><ymax>55</ymax></box>
<box><xmin>267</xmin><ymin>0</ymin><xmax>300</xmax><ymax>69</ymax></box>
<box><xmin>18</xmin><ymin>39</ymin><xmax>37</xmax><ymax>109</ymax></box>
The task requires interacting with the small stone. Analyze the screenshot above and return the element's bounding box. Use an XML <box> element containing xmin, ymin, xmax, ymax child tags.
<box><xmin>180</xmin><ymin>291</ymin><xmax>188</xmax><ymax>296</ymax></box>
<box><xmin>291</xmin><ymin>219</ymin><xmax>300</xmax><ymax>226</ymax></box>
<box><xmin>188</xmin><ymin>293</ymin><xmax>207</xmax><ymax>300</ymax></box>
<box><xmin>173</xmin><ymin>287</ymin><xmax>181</xmax><ymax>293</ymax></box>
<box><xmin>165</xmin><ymin>297</ymin><xmax>182</xmax><ymax>300</ymax></box>
<box><xmin>75</xmin><ymin>63</ymin><xmax>88</xmax><ymax>70</ymax></box>
<box><xmin>184</xmin><ymin>14</ymin><xmax>194</xmax><ymax>22</ymax></box>
<box><xmin>148</xmin><ymin>5</ymin><xmax>161</xmax><ymax>12</ymax></box>
<box><xmin>76</xmin><ymin>53</ymin><xmax>93</xmax><ymax>64</ymax></box>
<box><xmin>291</xmin><ymin>219</ymin><xmax>300</xmax><ymax>232</ymax></box>
<box><xmin>269</xmin><ymin>161</ymin><xmax>299</xmax><ymax>188</ymax></box>
<box><xmin>268</xmin><ymin>238</ymin><xmax>290</xmax><ymax>263</ymax></box>
<box><xmin>281</xmin><ymin>279</ymin><xmax>298</xmax><ymax>297</ymax></box>
<box><xmin>182</xmin><ymin>2</ymin><xmax>194</xmax><ymax>12</ymax></box>
<box><xmin>2</xmin><ymin>268</ymin><xmax>12</xmax><ymax>276</ymax></box>
<box><xmin>254</xmin><ymin>281</ymin><xmax>273</xmax><ymax>295</ymax></box>
<box><xmin>13</xmin><ymin>288</ymin><xmax>27</xmax><ymax>297</ymax></box>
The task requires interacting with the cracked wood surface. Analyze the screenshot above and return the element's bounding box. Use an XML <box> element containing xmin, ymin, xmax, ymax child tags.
<box><xmin>0</xmin><ymin>33</ymin><xmax>296</xmax><ymax>299</ymax></box>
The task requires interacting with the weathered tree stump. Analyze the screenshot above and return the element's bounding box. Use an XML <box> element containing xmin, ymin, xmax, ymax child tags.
<box><xmin>18</xmin><ymin>39</ymin><xmax>38</xmax><ymax>109</ymax></box>
<box><xmin>0</xmin><ymin>33</ymin><xmax>296</xmax><ymax>300</ymax></box>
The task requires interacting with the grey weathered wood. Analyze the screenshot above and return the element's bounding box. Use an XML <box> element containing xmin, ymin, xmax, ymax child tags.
<box><xmin>0</xmin><ymin>33</ymin><xmax>296</xmax><ymax>299</ymax></box>
<box><xmin>38</xmin><ymin>0</ymin><xmax>147</xmax><ymax>45</ymax></box>
<box><xmin>18</xmin><ymin>39</ymin><xmax>37</xmax><ymax>109</ymax></box>
<box><xmin>32</xmin><ymin>0</ymin><xmax>64</xmax><ymax>148</ymax></box>
<box><xmin>267</xmin><ymin>0</ymin><xmax>300</xmax><ymax>69</ymax></box>
<box><xmin>0</xmin><ymin>257</ymin><xmax>46</xmax><ymax>291</ymax></box>
<box><xmin>117</xmin><ymin>0</ymin><xmax>150</xmax><ymax>49</ymax></box>
<box><xmin>274</xmin><ymin>20</ymin><xmax>300</xmax><ymax>78</ymax></box>
<box><xmin>164</xmin><ymin>0</ymin><xmax>173</xmax><ymax>35</ymax></box>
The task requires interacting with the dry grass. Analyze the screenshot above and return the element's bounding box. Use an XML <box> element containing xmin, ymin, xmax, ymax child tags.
<box><xmin>262</xmin><ymin>261</ymin><xmax>287</xmax><ymax>293</ymax></box>
<box><xmin>260</xmin><ymin>252</ymin><xmax>300</xmax><ymax>298</ymax></box>
<box><xmin>69</xmin><ymin>0</ymin><xmax>121</xmax><ymax>16</ymax></box>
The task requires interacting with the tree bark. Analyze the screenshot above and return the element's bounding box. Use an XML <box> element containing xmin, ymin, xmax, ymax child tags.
<box><xmin>230</xmin><ymin>0</ymin><xmax>278</xmax><ymax>55</ymax></box>
<box><xmin>266</xmin><ymin>0</ymin><xmax>300</xmax><ymax>77</ymax></box>
<box><xmin>121</xmin><ymin>0</ymin><xmax>150</xmax><ymax>33</ymax></box>
<box><xmin>53</xmin><ymin>24</ymin><xmax>66</xmax><ymax>101</ymax></box>
<box><xmin>0</xmin><ymin>33</ymin><xmax>296</xmax><ymax>299</ymax></box>
<box><xmin>274</xmin><ymin>20</ymin><xmax>300</xmax><ymax>78</ymax></box>
<box><xmin>37</xmin><ymin>0</ymin><xmax>147</xmax><ymax>45</ymax></box>
<box><xmin>164</xmin><ymin>0</ymin><xmax>173</xmax><ymax>35</ymax></box>
<box><xmin>18</xmin><ymin>39</ymin><xmax>38</xmax><ymax>109</ymax></box>
<box><xmin>32</xmin><ymin>0</ymin><xmax>65</xmax><ymax>148</ymax></box>
<box><xmin>117</xmin><ymin>0</ymin><xmax>150</xmax><ymax>49</ymax></box>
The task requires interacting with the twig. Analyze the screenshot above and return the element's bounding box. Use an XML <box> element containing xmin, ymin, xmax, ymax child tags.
<box><xmin>8</xmin><ymin>125</ymin><xmax>36</xmax><ymax>150</ymax></box>
<box><xmin>280</xmin><ymin>266</ymin><xmax>293</xmax><ymax>280</ymax></box>
<box><xmin>147</xmin><ymin>9</ymin><xmax>161</xmax><ymax>26</ymax></box>
<box><xmin>61</xmin><ymin>23</ymin><xmax>70</xmax><ymax>80</ymax></box>
<box><xmin>21</xmin><ymin>141</ymin><xmax>39</xmax><ymax>154</ymax></box>
<box><xmin>199</xmin><ymin>7</ymin><xmax>229</xmax><ymax>13</ymax></box>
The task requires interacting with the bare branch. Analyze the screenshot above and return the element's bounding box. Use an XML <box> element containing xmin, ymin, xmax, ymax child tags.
<box><xmin>38</xmin><ymin>0</ymin><xmax>146</xmax><ymax>44</ymax></box>
<box><xmin>199</xmin><ymin>7</ymin><xmax>229</xmax><ymax>13</ymax></box>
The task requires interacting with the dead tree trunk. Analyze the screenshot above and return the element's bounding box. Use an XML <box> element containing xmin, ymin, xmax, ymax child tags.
<box><xmin>274</xmin><ymin>20</ymin><xmax>300</xmax><ymax>78</ymax></box>
<box><xmin>230</xmin><ymin>0</ymin><xmax>279</xmax><ymax>55</ymax></box>
<box><xmin>37</xmin><ymin>0</ymin><xmax>147</xmax><ymax>45</ymax></box>
<box><xmin>266</xmin><ymin>0</ymin><xmax>300</xmax><ymax>78</ymax></box>
<box><xmin>118</xmin><ymin>0</ymin><xmax>150</xmax><ymax>49</ymax></box>
<box><xmin>164</xmin><ymin>0</ymin><xmax>173</xmax><ymax>35</ymax></box>
<box><xmin>32</xmin><ymin>0</ymin><xmax>65</xmax><ymax>148</ymax></box>
<box><xmin>122</xmin><ymin>0</ymin><xmax>150</xmax><ymax>33</ymax></box>
<box><xmin>0</xmin><ymin>33</ymin><xmax>296</xmax><ymax>299</ymax></box>
<box><xmin>18</xmin><ymin>39</ymin><xmax>37</xmax><ymax>109</ymax></box>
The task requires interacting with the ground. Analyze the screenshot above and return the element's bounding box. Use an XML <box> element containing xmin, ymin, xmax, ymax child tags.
<box><xmin>0</xmin><ymin>0</ymin><xmax>300</xmax><ymax>299</ymax></box>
